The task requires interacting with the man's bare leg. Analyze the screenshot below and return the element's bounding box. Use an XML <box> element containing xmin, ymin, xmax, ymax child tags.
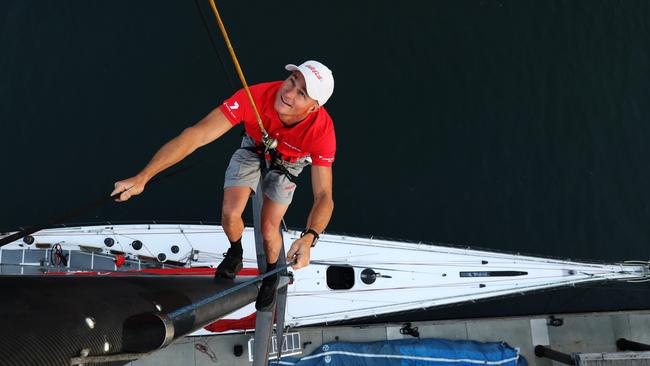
<box><xmin>260</xmin><ymin>194</ymin><xmax>290</xmax><ymax>263</ymax></box>
<box><xmin>216</xmin><ymin>186</ymin><xmax>252</xmax><ymax>279</ymax></box>
<box><xmin>255</xmin><ymin>194</ymin><xmax>290</xmax><ymax>311</ymax></box>
<box><xmin>221</xmin><ymin>186</ymin><xmax>252</xmax><ymax>241</ymax></box>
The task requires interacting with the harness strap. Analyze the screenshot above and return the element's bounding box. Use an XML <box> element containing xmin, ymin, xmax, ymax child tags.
<box><xmin>242</xmin><ymin>146</ymin><xmax>299</xmax><ymax>184</ymax></box>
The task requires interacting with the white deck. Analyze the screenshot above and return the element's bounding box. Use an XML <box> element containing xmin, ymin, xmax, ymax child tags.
<box><xmin>1</xmin><ymin>224</ymin><xmax>647</xmax><ymax>333</ymax></box>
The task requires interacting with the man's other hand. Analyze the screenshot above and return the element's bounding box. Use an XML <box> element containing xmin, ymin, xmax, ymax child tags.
<box><xmin>287</xmin><ymin>237</ymin><xmax>312</xmax><ymax>269</ymax></box>
<box><xmin>111</xmin><ymin>175</ymin><xmax>147</xmax><ymax>202</ymax></box>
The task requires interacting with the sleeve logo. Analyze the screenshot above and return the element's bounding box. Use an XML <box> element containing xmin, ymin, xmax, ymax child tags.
<box><xmin>228</xmin><ymin>101</ymin><xmax>240</xmax><ymax>110</ymax></box>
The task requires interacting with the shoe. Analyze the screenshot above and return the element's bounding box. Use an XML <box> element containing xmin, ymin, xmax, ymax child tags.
<box><xmin>214</xmin><ymin>247</ymin><xmax>243</xmax><ymax>279</ymax></box>
<box><xmin>255</xmin><ymin>274</ymin><xmax>279</xmax><ymax>311</ymax></box>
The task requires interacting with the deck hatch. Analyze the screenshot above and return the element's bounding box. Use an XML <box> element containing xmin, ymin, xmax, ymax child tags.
<box><xmin>326</xmin><ymin>265</ymin><xmax>355</xmax><ymax>290</ymax></box>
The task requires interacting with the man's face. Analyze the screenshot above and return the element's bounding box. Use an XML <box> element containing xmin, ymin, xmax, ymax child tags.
<box><xmin>274</xmin><ymin>71</ymin><xmax>318</xmax><ymax>121</ymax></box>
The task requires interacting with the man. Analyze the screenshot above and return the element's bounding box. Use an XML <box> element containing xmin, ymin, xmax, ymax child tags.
<box><xmin>111</xmin><ymin>60</ymin><xmax>336</xmax><ymax>311</ymax></box>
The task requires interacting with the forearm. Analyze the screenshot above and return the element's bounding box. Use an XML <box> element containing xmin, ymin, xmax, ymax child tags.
<box><xmin>113</xmin><ymin>108</ymin><xmax>232</xmax><ymax>202</ymax></box>
<box><xmin>305</xmin><ymin>193</ymin><xmax>334</xmax><ymax>233</ymax></box>
<box><xmin>137</xmin><ymin>128</ymin><xmax>203</xmax><ymax>182</ymax></box>
<box><xmin>138</xmin><ymin>108</ymin><xmax>233</xmax><ymax>182</ymax></box>
<box><xmin>288</xmin><ymin>168</ymin><xmax>334</xmax><ymax>269</ymax></box>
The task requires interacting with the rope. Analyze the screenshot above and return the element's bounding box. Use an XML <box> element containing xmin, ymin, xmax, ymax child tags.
<box><xmin>201</xmin><ymin>1</ymin><xmax>289</xmax><ymax>228</ymax></box>
<box><xmin>195</xmin><ymin>342</ymin><xmax>218</xmax><ymax>363</ymax></box>
<box><xmin>207</xmin><ymin>0</ymin><xmax>276</xmax><ymax>150</ymax></box>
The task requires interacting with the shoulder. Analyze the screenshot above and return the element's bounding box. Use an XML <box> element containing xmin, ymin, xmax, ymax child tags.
<box><xmin>249</xmin><ymin>81</ymin><xmax>283</xmax><ymax>110</ymax></box>
<box><xmin>250</xmin><ymin>81</ymin><xmax>283</xmax><ymax>96</ymax></box>
<box><xmin>223</xmin><ymin>81</ymin><xmax>282</xmax><ymax>119</ymax></box>
<box><xmin>313</xmin><ymin>107</ymin><xmax>335</xmax><ymax>137</ymax></box>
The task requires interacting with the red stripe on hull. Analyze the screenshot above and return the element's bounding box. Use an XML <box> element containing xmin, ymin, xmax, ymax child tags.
<box><xmin>204</xmin><ymin>312</ymin><xmax>257</xmax><ymax>333</ymax></box>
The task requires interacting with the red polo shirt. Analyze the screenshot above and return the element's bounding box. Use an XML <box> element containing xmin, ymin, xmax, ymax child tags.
<box><xmin>220</xmin><ymin>81</ymin><xmax>336</xmax><ymax>167</ymax></box>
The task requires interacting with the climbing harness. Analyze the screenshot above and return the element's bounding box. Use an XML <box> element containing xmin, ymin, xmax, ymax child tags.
<box><xmin>241</xmin><ymin>143</ymin><xmax>300</xmax><ymax>183</ymax></box>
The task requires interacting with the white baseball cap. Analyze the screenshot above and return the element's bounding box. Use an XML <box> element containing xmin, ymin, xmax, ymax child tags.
<box><xmin>285</xmin><ymin>60</ymin><xmax>334</xmax><ymax>106</ymax></box>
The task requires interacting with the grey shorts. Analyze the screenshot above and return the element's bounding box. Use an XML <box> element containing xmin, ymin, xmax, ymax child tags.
<box><xmin>224</xmin><ymin>135</ymin><xmax>309</xmax><ymax>205</ymax></box>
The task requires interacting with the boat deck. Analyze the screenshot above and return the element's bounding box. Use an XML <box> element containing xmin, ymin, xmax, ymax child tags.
<box><xmin>128</xmin><ymin>309</ymin><xmax>650</xmax><ymax>366</ymax></box>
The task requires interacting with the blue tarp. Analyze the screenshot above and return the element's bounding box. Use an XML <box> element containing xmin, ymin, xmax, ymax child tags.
<box><xmin>272</xmin><ymin>338</ymin><xmax>527</xmax><ymax>366</ymax></box>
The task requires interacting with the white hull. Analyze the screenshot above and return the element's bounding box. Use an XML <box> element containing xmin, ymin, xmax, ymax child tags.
<box><xmin>1</xmin><ymin>223</ymin><xmax>647</xmax><ymax>335</ymax></box>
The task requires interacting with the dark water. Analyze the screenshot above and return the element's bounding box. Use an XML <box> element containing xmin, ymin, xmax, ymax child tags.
<box><xmin>1</xmin><ymin>1</ymin><xmax>650</xmax><ymax>316</ymax></box>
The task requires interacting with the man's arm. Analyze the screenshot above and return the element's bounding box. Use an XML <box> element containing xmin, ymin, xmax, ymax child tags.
<box><xmin>111</xmin><ymin>107</ymin><xmax>234</xmax><ymax>201</ymax></box>
<box><xmin>305</xmin><ymin>165</ymin><xmax>334</xmax><ymax>233</ymax></box>
<box><xmin>287</xmin><ymin>165</ymin><xmax>334</xmax><ymax>269</ymax></box>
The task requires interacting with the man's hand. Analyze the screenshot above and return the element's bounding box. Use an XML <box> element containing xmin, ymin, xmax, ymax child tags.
<box><xmin>287</xmin><ymin>236</ymin><xmax>312</xmax><ymax>269</ymax></box>
<box><xmin>111</xmin><ymin>175</ymin><xmax>148</xmax><ymax>202</ymax></box>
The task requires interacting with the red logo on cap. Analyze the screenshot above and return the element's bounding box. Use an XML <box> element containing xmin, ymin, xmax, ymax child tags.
<box><xmin>305</xmin><ymin>64</ymin><xmax>323</xmax><ymax>80</ymax></box>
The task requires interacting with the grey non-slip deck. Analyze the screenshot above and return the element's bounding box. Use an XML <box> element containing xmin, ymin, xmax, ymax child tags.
<box><xmin>129</xmin><ymin>310</ymin><xmax>650</xmax><ymax>366</ymax></box>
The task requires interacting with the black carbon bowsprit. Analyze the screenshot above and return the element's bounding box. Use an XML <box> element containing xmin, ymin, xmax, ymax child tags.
<box><xmin>0</xmin><ymin>275</ymin><xmax>256</xmax><ymax>365</ymax></box>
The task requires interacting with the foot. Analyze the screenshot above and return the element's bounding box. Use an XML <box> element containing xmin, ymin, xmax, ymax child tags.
<box><xmin>255</xmin><ymin>274</ymin><xmax>279</xmax><ymax>312</ymax></box>
<box><xmin>214</xmin><ymin>247</ymin><xmax>243</xmax><ymax>279</ymax></box>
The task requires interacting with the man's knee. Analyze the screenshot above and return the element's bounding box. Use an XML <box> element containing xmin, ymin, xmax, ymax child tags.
<box><xmin>222</xmin><ymin>187</ymin><xmax>250</xmax><ymax>224</ymax></box>
<box><xmin>261</xmin><ymin>219</ymin><xmax>280</xmax><ymax>241</ymax></box>
<box><xmin>222</xmin><ymin>202</ymin><xmax>246</xmax><ymax>227</ymax></box>
<box><xmin>221</xmin><ymin>210</ymin><xmax>241</xmax><ymax>225</ymax></box>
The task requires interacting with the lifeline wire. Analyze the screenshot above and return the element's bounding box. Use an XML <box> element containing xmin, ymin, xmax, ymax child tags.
<box><xmin>0</xmin><ymin>162</ymin><xmax>200</xmax><ymax>248</ymax></box>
